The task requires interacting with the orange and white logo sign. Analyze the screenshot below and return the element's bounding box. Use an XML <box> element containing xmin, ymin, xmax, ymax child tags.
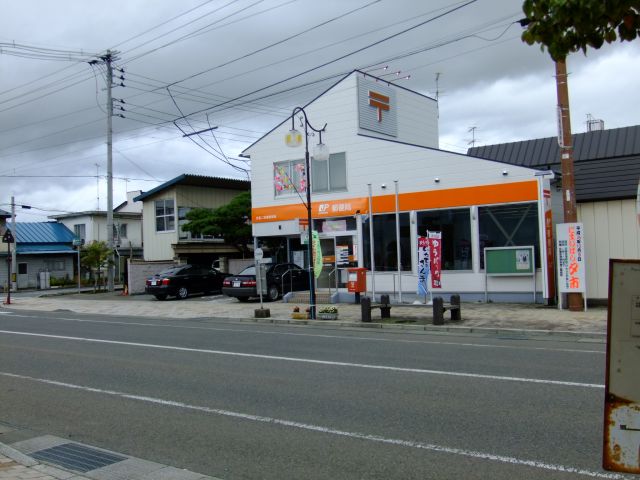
<box><xmin>368</xmin><ymin>90</ymin><xmax>390</xmax><ymax>122</ymax></box>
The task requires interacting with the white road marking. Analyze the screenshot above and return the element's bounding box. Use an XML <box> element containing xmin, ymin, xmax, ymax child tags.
<box><xmin>0</xmin><ymin>329</ymin><xmax>603</xmax><ymax>388</ymax></box>
<box><xmin>0</xmin><ymin>371</ymin><xmax>623</xmax><ymax>479</ymax></box>
<box><xmin>0</xmin><ymin>314</ymin><xmax>605</xmax><ymax>354</ymax></box>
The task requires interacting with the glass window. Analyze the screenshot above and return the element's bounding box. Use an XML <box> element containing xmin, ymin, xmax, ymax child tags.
<box><xmin>274</xmin><ymin>160</ymin><xmax>306</xmax><ymax>197</ymax></box>
<box><xmin>312</xmin><ymin>152</ymin><xmax>346</xmax><ymax>193</ymax></box>
<box><xmin>417</xmin><ymin>208</ymin><xmax>472</xmax><ymax>271</ymax></box>
<box><xmin>73</xmin><ymin>224</ymin><xmax>86</xmax><ymax>240</ymax></box>
<box><xmin>155</xmin><ymin>199</ymin><xmax>175</xmax><ymax>232</ymax></box>
<box><xmin>113</xmin><ymin>224</ymin><xmax>127</xmax><ymax>242</ymax></box>
<box><xmin>363</xmin><ymin>213</ymin><xmax>411</xmax><ymax>271</ymax></box>
<box><xmin>479</xmin><ymin>203</ymin><xmax>540</xmax><ymax>268</ymax></box>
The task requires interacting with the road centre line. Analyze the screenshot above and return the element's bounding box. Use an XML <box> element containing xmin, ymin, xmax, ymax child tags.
<box><xmin>0</xmin><ymin>371</ymin><xmax>622</xmax><ymax>479</ymax></box>
<box><xmin>1</xmin><ymin>314</ymin><xmax>605</xmax><ymax>355</ymax></box>
<box><xmin>0</xmin><ymin>329</ymin><xmax>603</xmax><ymax>388</ymax></box>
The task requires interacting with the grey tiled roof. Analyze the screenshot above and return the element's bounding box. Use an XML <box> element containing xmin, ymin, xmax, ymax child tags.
<box><xmin>468</xmin><ymin>125</ymin><xmax>640</xmax><ymax>202</ymax></box>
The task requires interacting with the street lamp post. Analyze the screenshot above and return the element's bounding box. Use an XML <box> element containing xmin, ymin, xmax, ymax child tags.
<box><xmin>285</xmin><ymin>107</ymin><xmax>328</xmax><ymax>321</ymax></box>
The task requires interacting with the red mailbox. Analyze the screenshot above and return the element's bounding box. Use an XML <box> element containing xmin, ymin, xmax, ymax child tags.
<box><xmin>347</xmin><ymin>267</ymin><xmax>367</xmax><ymax>293</ymax></box>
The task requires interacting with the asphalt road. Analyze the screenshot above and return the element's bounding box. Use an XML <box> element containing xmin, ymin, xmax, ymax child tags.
<box><xmin>0</xmin><ymin>309</ymin><xmax>614</xmax><ymax>480</ymax></box>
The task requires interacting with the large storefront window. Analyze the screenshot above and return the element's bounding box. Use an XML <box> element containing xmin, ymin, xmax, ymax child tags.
<box><xmin>479</xmin><ymin>203</ymin><xmax>540</xmax><ymax>268</ymax></box>
<box><xmin>417</xmin><ymin>208</ymin><xmax>472</xmax><ymax>270</ymax></box>
<box><xmin>312</xmin><ymin>152</ymin><xmax>347</xmax><ymax>193</ymax></box>
<box><xmin>363</xmin><ymin>213</ymin><xmax>411</xmax><ymax>271</ymax></box>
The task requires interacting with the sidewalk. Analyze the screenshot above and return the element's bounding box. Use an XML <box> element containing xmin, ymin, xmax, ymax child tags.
<box><xmin>0</xmin><ymin>437</ymin><xmax>219</xmax><ymax>480</ymax></box>
<box><xmin>1</xmin><ymin>291</ymin><xmax>608</xmax><ymax>336</ymax></box>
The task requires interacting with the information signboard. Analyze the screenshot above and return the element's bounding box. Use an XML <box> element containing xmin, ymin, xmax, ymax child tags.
<box><xmin>603</xmin><ymin>259</ymin><xmax>640</xmax><ymax>474</ymax></box>
<box><xmin>484</xmin><ymin>246</ymin><xmax>536</xmax><ymax>302</ymax></box>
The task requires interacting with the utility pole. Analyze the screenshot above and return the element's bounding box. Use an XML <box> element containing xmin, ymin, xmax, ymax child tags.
<box><xmin>555</xmin><ymin>58</ymin><xmax>583</xmax><ymax>311</ymax></box>
<box><xmin>105</xmin><ymin>50</ymin><xmax>114</xmax><ymax>292</ymax></box>
<box><xmin>10</xmin><ymin>195</ymin><xmax>16</xmax><ymax>291</ymax></box>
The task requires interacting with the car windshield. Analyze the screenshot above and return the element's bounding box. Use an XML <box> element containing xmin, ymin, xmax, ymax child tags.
<box><xmin>238</xmin><ymin>266</ymin><xmax>256</xmax><ymax>276</ymax></box>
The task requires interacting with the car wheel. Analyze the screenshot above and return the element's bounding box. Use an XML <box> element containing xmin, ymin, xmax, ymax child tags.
<box><xmin>177</xmin><ymin>286</ymin><xmax>189</xmax><ymax>299</ymax></box>
<box><xmin>154</xmin><ymin>294</ymin><xmax>167</xmax><ymax>301</ymax></box>
<box><xmin>236</xmin><ymin>297</ymin><xmax>249</xmax><ymax>302</ymax></box>
<box><xmin>267</xmin><ymin>284</ymin><xmax>279</xmax><ymax>301</ymax></box>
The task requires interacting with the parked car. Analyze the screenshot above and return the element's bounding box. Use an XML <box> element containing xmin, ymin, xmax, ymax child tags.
<box><xmin>222</xmin><ymin>263</ymin><xmax>309</xmax><ymax>302</ymax></box>
<box><xmin>145</xmin><ymin>265</ymin><xmax>226</xmax><ymax>300</ymax></box>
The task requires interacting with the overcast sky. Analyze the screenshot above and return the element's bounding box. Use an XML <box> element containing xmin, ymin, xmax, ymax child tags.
<box><xmin>2</xmin><ymin>0</ymin><xmax>639</xmax><ymax>222</ymax></box>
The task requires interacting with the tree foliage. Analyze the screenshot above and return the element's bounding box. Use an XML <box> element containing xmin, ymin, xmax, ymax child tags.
<box><xmin>182</xmin><ymin>191</ymin><xmax>252</xmax><ymax>254</ymax></box>
<box><xmin>521</xmin><ymin>0</ymin><xmax>640</xmax><ymax>60</ymax></box>
<box><xmin>80</xmin><ymin>241</ymin><xmax>112</xmax><ymax>291</ymax></box>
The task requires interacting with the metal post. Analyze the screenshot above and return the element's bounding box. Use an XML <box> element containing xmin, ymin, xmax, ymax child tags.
<box><xmin>10</xmin><ymin>195</ymin><xmax>16</xmax><ymax>292</ymax></box>
<box><xmin>367</xmin><ymin>183</ymin><xmax>376</xmax><ymax>301</ymax></box>
<box><xmin>5</xmin><ymin>241</ymin><xmax>11</xmax><ymax>304</ymax></box>
<box><xmin>304</xmin><ymin>123</ymin><xmax>316</xmax><ymax>320</ymax></box>
<box><xmin>394</xmin><ymin>180</ymin><xmax>402</xmax><ymax>303</ymax></box>
<box><xmin>77</xmin><ymin>245</ymin><xmax>81</xmax><ymax>293</ymax></box>
<box><xmin>106</xmin><ymin>50</ymin><xmax>115</xmax><ymax>292</ymax></box>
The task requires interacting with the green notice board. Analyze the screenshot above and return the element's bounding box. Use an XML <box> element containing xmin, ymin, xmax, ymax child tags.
<box><xmin>484</xmin><ymin>246</ymin><xmax>535</xmax><ymax>276</ymax></box>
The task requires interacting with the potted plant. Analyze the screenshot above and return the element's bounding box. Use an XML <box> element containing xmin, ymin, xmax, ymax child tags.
<box><xmin>291</xmin><ymin>306</ymin><xmax>308</xmax><ymax>320</ymax></box>
<box><xmin>318</xmin><ymin>305</ymin><xmax>338</xmax><ymax>320</ymax></box>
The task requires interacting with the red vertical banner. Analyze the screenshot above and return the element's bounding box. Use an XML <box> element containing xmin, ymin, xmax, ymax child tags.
<box><xmin>428</xmin><ymin>231</ymin><xmax>442</xmax><ymax>289</ymax></box>
<box><xmin>543</xmin><ymin>189</ymin><xmax>556</xmax><ymax>300</ymax></box>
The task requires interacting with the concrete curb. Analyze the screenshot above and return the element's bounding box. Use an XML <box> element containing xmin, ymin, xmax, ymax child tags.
<box><xmin>235</xmin><ymin>316</ymin><xmax>606</xmax><ymax>341</ymax></box>
<box><xmin>0</xmin><ymin>441</ymin><xmax>38</xmax><ymax>467</ymax></box>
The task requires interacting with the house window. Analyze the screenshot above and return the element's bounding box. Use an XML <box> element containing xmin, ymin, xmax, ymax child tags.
<box><xmin>18</xmin><ymin>263</ymin><xmax>27</xmax><ymax>275</ymax></box>
<box><xmin>312</xmin><ymin>152</ymin><xmax>347</xmax><ymax>193</ymax></box>
<box><xmin>73</xmin><ymin>224</ymin><xmax>86</xmax><ymax>240</ymax></box>
<box><xmin>274</xmin><ymin>159</ymin><xmax>306</xmax><ymax>197</ymax></box>
<box><xmin>45</xmin><ymin>260</ymin><xmax>65</xmax><ymax>271</ymax></box>
<box><xmin>178</xmin><ymin>207</ymin><xmax>214</xmax><ymax>240</ymax></box>
<box><xmin>479</xmin><ymin>203</ymin><xmax>540</xmax><ymax>268</ymax></box>
<box><xmin>155</xmin><ymin>199</ymin><xmax>175</xmax><ymax>232</ymax></box>
<box><xmin>113</xmin><ymin>224</ymin><xmax>127</xmax><ymax>242</ymax></box>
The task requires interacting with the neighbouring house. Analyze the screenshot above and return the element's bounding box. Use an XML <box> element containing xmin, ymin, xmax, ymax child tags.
<box><xmin>468</xmin><ymin>124</ymin><xmax>640</xmax><ymax>302</ymax></box>
<box><xmin>49</xmin><ymin>190</ymin><xmax>143</xmax><ymax>282</ymax></box>
<box><xmin>241</xmin><ymin>70</ymin><xmax>554</xmax><ymax>303</ymax></box>
<box><xmin>0</xmin><ymin>222</ymin><xmax>75</xmax><ymax>289</ymax></box>
<box><xmin>133</xmin><ymin>174</ymin><xmax>251</xmax><ymax>268</ymax></box>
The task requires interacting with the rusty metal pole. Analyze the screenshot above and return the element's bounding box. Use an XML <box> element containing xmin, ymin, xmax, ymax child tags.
<box><xmin>555</xmin><ymin>59</ymin><xmax>584</xmax><ymax>311</ymax></box>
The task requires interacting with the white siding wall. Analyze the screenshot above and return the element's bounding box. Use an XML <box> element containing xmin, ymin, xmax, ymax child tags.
<box><xmin>142</xmin><ymin>193</ymin><xmax>177</xmax><ymax>261</ymax></box>
<box><xmin>579</xmin><ymin>199</ymin><xmax>640</xmax><ymax>299</ymax></box>
<box><xmin>248</xmin><ymin>73</ymin><xmax>536</xmax><ymax>211</ymax></box>
<box><xmin>357</xmin><ymin>80</ymin><xmax>439</xmax><ymax>148</ymax></box>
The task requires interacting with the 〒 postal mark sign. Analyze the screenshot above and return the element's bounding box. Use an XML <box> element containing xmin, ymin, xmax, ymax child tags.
<box><xmin>603</xmin><ymin>259</ymin><xmax>640</xmax><ymax>473</ymax></box>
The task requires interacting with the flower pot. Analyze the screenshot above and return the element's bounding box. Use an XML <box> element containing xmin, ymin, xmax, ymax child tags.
<box><xmin>318</xmin><ymin>312</ymin><xmax>338</xmax><ymax>320</ymax></box>
<box><xmin>291</xmin><ymin>312</ymin><xmax>309</xmax><ymax>320</ymax></box>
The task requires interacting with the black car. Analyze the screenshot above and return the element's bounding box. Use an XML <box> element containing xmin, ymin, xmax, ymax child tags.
<box><xmin>145</xmin><ymin>265</ymin><xmax>226</xmax><ymax>300</ymax></box>
<box><xmin>222</xmin><ymin>263</ymin><xmax>309</xmax><ymax>302</ymax></box>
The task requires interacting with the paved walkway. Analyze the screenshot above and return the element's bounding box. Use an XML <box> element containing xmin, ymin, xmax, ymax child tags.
<box><xmin>2</xmin><ymin>291</ymin><xmax>608</xmax><ymax>336</ymax></box>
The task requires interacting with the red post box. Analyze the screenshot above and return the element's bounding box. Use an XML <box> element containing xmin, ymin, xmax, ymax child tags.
<box><xmin>347</xmin><ymin>267</ymin><xmax>367</xmax><ymax>293</ymax></box>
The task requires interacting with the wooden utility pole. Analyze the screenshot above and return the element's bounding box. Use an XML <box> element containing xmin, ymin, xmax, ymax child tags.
<box><xmin>555</xmin><ymin>58</ymin><xmax>583</xmax><ymax>311</ymax></box>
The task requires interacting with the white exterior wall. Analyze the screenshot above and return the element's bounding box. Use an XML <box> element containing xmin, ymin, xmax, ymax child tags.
<box><xmin>356</xmin><ymin>80</ymin><xmax>439</xmax><ymax>148</ymax></box>
<box><xmin>579</xmin><ymin>199</ymin><xmax>640</xmax><ymax>299</ymax></box>
<box><xmin>142</xmin><ymin>192</ymin><xmax>177</xmax><ymax>261</ymax></box>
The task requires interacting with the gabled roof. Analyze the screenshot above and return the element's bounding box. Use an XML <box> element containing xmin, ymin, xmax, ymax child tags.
<box><xmin>134</xmin><ymin>174</ymin><xmax>250</xmax><ymax>203</ymax></box>
<box><xmin>468</xmin><ymin>125</ymin><xmax>640</xmax><ymax>202</ymax></box>
<box><xmin>240</xmin><ymin>69</ymin><xmax>437</xmax><ymax>157</ymax></box>
<box><xmin>15</xmin><ymin>222</ymin><xmax>76</xmax><ymax>243</ymax></box>
<box><xmin>0</xmin><ymin>209</ymin><xmax>10</xmax><ymax>218</ymax></box>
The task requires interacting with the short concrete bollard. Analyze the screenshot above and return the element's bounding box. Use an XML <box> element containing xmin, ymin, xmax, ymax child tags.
<box><xmin>432</xmin><ymin>297</ymin><xmax>445</xmax><ymax>325</ymax></box>
<box><xmin>450</xmin><ymin>294</ymin><xmax>461</xmax><ymax>321</ymax></box>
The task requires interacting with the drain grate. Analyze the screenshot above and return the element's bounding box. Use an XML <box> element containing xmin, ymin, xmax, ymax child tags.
<box><xmin>31</xmin><ymin>443</ymin><xmax>126</xmax><ymax>473</ymax></box>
